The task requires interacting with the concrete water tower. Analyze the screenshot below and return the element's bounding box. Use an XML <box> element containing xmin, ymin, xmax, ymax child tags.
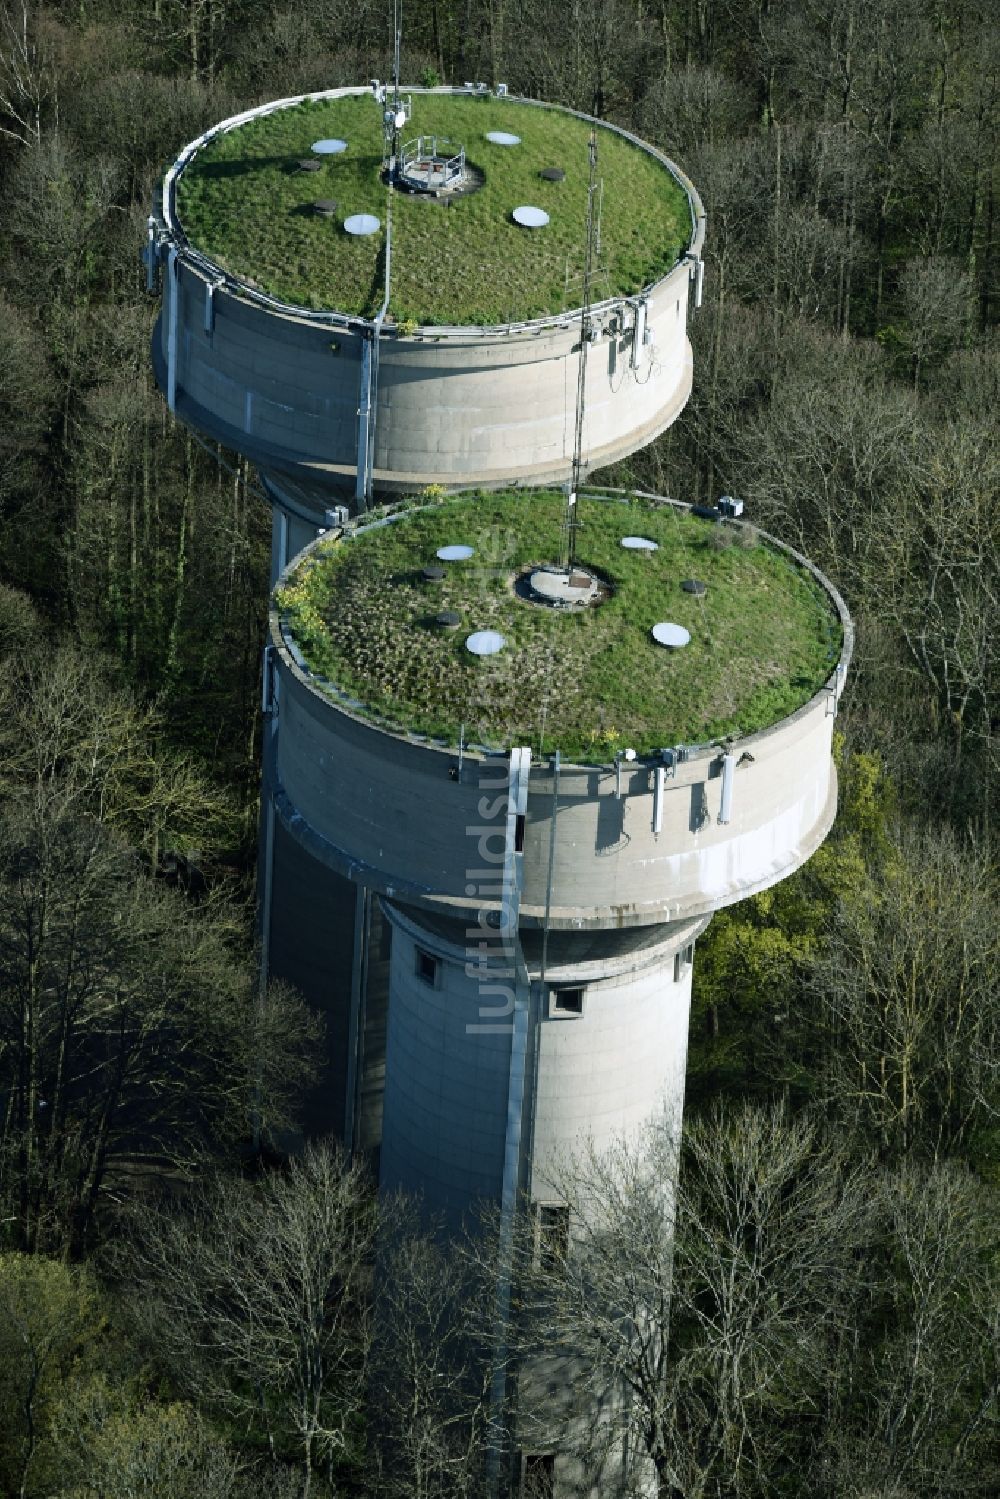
<box><xmin>145</xmin><ymin>84</ymin><xmax>705</xmax><ymax>579</ymax></box>
<box><xmin>266</xmin><ymin>485</ymin><xmax>851</xmax><ymax>1491</ymax></box>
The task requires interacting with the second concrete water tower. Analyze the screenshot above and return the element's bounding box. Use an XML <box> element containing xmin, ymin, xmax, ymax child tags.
<box><xmin>145</xmin><ymin>83</ymin><xmax>705</xmax><ymax>575</ymax></box>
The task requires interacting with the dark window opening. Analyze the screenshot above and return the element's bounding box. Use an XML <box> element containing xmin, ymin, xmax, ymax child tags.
<box><xmin>415</xmin><ymin>947</ymin><xmax>439</xmax><ymax>986</ymax></box>
<box><xmin>515</xmin><ymin>813</ymin><xmax>525</xmax><ymax>852</ymax></box>
<box><xmin>551</xmin><ymin>986</ymin><xmax>584</xmax><ymax>1016</ymax></box>
<box><xmin>537</xmin><ymin>1204</ymin><xmax>569</xmax><ymax>1272</ymax></box>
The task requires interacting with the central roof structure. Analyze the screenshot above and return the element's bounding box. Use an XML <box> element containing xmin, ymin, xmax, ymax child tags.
<box><xmin>172</xmin><ymin>90</ymin><xmax>693</xmax><ymax>325</ymax></box>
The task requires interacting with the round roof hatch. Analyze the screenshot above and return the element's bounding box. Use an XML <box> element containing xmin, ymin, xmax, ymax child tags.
<box><xmin>311</xmin><ymin>138</ymin><xmax>348</xmax><ymax>154</ymax></box>
<box><xmin>344</xmin><ymin>213</ymin><xmax>380</xmax><ymax>236</ymax></box>
<box><xmin>466</xmin><ymin>630</ymin><xmax>506</xmax><ymax>656</ymax></box>
<box><xmin>512</xmin><ymin>205</ymin><xmax>550</xmax><ymax>228</ymax></box>
<box><xmin>486</xmin><ymin>131</ymin><xmax>521</xmax><ymax>146</ymax></box>
<box><xmin>651</xmin><ymin>622</ymin><xmax>691</xmax><ymax>648</ymax></box>
<box><xmin>436</xmin><ymin>544</ymin><xmax>475</xmax><ymax>561</ymax></box>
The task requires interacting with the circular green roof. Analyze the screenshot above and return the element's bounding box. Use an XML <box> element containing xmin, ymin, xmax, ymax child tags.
<box><xmin>275</xmin><ymin>492</ymin><xmax>842</xmax><ymax>761</ymax></box>
<box><xmin>173</xmin><ymin>91</ymin><xmax>693</xmax><ymax>325</ymax></box>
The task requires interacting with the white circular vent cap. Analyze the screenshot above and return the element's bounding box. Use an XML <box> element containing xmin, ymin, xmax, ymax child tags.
<box><xmin>651</xmin><ymin>622</ymin><xmax>691</xmax><ymax>648</ymax></box>
<box><xmin>437</xmin><ymin>544</ymin><xmax>475</xmax><ymax>561</ymax></box>
<box><xmin>312</xmin><ymin>138</ymin><xmax>348</xmax><ymax>154</ymax></box>
<box><xmin>486</xmin><ymin>131</ymin><xmax>521</xmax><ymax>146</ymax></box>
<box><xmin>344</xmin><ymin>213</ymin><xmax>381</xmax><ymax>236</ymax></box>
<box><xmin>621</xmin><ymin>535</ymin><xmax>659</xmax><ymax>551</ymax></box>
<box><xmin>466</xmin><ymin>630</ymin><xmax>506</xmax><ymax>656</ymax></box>
<box><xmin>512</xmin><ymin>205</ymin><xmax>550</xmax><ymax>228</ymax></box>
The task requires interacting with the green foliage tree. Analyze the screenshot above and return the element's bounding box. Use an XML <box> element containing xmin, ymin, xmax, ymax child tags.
<box><xmin>0</xmin><ymin>1253</ymin><xmax>104</xmax><ymax>1498</ymax></box>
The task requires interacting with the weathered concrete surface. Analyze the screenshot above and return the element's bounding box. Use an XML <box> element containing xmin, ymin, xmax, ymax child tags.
<box><xmin>151</xmin><ymin>254</ymin><xmax>695</xmax><ymax>500</ymax></box>
<box><xmin>378</xmin><ymin>902</ymin><xmax>705</xmax><ymax>1230</ymax></box>
<box><xmin>268</xmin><ymin>637</ymin><xmax>847</xmax><ymax>931</ymax></box>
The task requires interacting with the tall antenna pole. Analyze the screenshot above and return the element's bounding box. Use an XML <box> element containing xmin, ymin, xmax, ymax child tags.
<box><xmin>566</xmin><ymin>129</ymin><xmax>598</xmax><ymax>571</ymax></box>
<box><xmin>381</xmin><ymin>0</ymin><xmax>406</xmax><ymax>178</ymax></box>
<box><xmin>391</xmin><ymin>0</ymin><xmax>403</xmax><ymax>167</ymax></box>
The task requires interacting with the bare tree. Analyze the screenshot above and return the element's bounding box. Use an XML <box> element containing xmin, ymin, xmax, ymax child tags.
<box><xmin>507</xmin><ymin>1104</ymin><xmax>871</xmax><ymax>1497</ymax></box>
<box><xmin>369</xmin><ymin>1221</ymin><xmax>497</xmax><ymax>1498</ymax></box>
<box><xmin>124</xmin><ymin>1144</ymin><xmax>378</xmax><ymax>1498</ymax></box>
<box><xmin>820</xmin><ymin>1161</ymin><xmax>1000</xmax><ymax>1496</ymax></box>
<box><xmin>0</xmin><ymin>2</ymin><xmax>54</xmax><ymax>146</ymax></box>
<box><xmin>802</xmin><ymin>822</ymin><xmax>1000</xmax><ymax>1160</ymax></box>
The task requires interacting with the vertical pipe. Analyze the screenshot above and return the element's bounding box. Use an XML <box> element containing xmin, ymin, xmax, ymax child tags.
<box><xmin>278</xmin><ymin>511</ymin><xmax>289</xmax><ymax>576</ymax></box>
<box><xmin>539</xmin><ymin>751</ymin><xmax>560</xmax><ymax>986</ymax></box>
<box><xmin>653</xmin><ymin>765</ymin><xmax>665</xmax><ymax>834</ymax></box>
<box><xmin>719</xmin><ymin>752</ymin><xmax>735</xmax><ymax>824</ymax></box>
<box><xmin>355</xmin><ymin>337</ymin><xmax>373</xmax><ymax>507</ymax></box>
<box><xmin>145</xmin><ymin>219</ymin><xmax>156</xmax><ymax>292</ymax></box>
<box><xmin>488</xmin><ymin>746</ymin><xmax>532</xmax><ymax>1496</ymax></box>
<box><xmin>356</xmin><ymin>202</ymin><xmax>393</xmax><ymax>508</ymax></box>
<box><xmin>166</xmin><ymin>248</ymin><xmax>179</xmax><ymax>413</ymax></box>
<box><xmin>255</xmin><ymin>646</ymin><xmax>278</xmax><ymax>1152</ymax></box>
<box><xmin>632</xmin><ymin>299</ymin><xmax>647</xmax><ymax>366</ymax></box>
<box><xmin>344</xmin><ymin>885</ymin><xmax>370</xmax><ymax>1150</ymax></box>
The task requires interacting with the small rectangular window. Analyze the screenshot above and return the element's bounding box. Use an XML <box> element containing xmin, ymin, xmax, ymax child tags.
<box><xmin>522</xmin><ymin>1454</ymin><xmax>555</xmax><ymax>1497</ymax></box>
<box><xmin>415</xmin><ymin>947</ymin><xmax>439</xmax><ymax>987</ymax></box>
<box><xmin>550</xmin><ymin>986</ymin><xmax>584</xmax><ymax>1017</ymax></box>
<box><xmin>536</xmin><ymin>1203</ymin><xmax>569</xmax><ymax>1272</ymax></box>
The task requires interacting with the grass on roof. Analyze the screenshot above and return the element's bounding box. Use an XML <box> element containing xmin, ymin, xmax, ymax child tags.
<box><xmin>174</xmin><ymin>92</ymin><xmax>692</xmax><ymax>325</ymax></box>
<box><xmin>275</xmin><ymin>492</ymin><xmax>841</xmax><ymax>762</ymax></box>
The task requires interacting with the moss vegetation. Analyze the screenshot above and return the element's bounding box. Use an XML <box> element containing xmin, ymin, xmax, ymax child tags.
<box><xmin>174</xmin><ymin>92</ymin><xmax>692</xmax><ymax>324</ymax></box>
<box><xmin>276</xmin><ymin>492</ymin><xmax>841</xmax><ymax>761</ymax></box>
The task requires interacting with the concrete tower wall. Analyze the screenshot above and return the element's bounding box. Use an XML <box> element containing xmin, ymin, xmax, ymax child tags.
<box><xmin>378</xmin><ymin>904</ymin><xmax>512</xmax><ymax>1222</ymax></box>
<box><xmin>152</xmin><ymin>249</ymin><xmax>695</xmax><ymax>499</ymax></box>
<box><xmin>529</xmin><ymin>946</ymin><xmax>694</xmax><ymax>1201</ymax></box>
<box><xmin>378</xmin><ymin>901</ymin><xmax>705</xmax><ymax>1229</ymax></box>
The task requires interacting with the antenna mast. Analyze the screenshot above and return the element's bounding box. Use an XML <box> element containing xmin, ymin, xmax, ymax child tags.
<box><xmin>565</xmin><ymin>129</ymin><xmax>599</xmax><ymax>570</ymax></box>
<box><xmin>379</xmin><ymin>0</ymin><xmax>408</xmax><ymax>177</ymax></box>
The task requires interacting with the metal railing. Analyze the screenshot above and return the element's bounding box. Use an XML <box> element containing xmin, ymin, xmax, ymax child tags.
<box><xmin>399</xmin><ymin>134</ymin><xmax>466</xmax><ymax>190</ymax></box>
